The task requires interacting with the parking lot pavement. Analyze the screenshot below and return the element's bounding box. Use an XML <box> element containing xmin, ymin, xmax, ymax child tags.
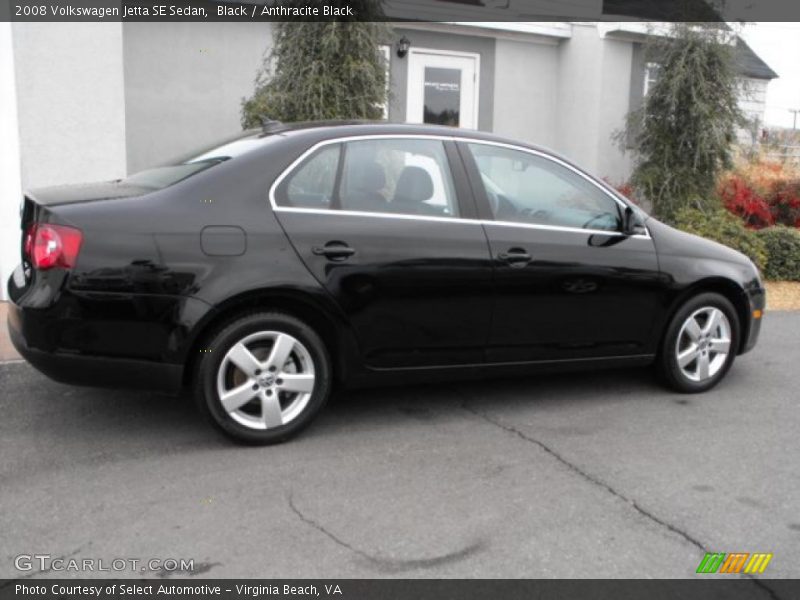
<box><xmin>0</xmin><ymin>313</ymin><xmax>798</xmax><ymax>583</ymax></box>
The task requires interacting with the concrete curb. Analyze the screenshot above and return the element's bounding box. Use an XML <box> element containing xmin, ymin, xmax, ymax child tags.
<box><xmin>0</xmin><ymin>302</ymin><xmax>21</xmax><ymax>362</ymax></box>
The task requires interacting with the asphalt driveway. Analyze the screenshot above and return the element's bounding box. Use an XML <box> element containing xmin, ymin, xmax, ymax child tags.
<box><xmin>0</xmin><ymin>312</ymin><xmax>798</xmax><ymax>581</ymax></box>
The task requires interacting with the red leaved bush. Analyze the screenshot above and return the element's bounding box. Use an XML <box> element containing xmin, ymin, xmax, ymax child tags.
<box><xmin>769</xmin><ymin>180</ymin><xmax>800</xmax><ymax>227</ymax></box>
<box><xmin>718</xmin><ymin>160</ymin><xmax>800</xmax><ymax>229</ymax></box>
<box><xmin>718</xmin><ymin>175</ymin><xmax>773</xmax><ymax>228</ymax></box>
<box><xmin>603</xmin><ymin>178</ymin><xmax>639</xmax><ymax>205</ymax></box>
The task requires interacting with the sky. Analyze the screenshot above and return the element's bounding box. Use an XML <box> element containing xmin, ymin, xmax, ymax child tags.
<box><xmin>739</xmin><ymin>22</ymin><xmax>800</xmax><ymax>129</ymax></box>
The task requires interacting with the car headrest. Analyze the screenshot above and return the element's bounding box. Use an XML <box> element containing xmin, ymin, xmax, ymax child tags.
<box><xmin>350</xmin><ymin>161</ymin><xmax>385</xmax><ymax>193</ymax></box>
<box><xmin>393</xmin><ymin>166</ymin><xmax>434</xmax><ymax>204</ymax></box>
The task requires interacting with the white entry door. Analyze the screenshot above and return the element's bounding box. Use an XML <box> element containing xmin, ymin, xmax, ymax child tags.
<box><xmin>406</xmin><ymin>49</ymin><xmax>479</xmax><ymax>129</ymax></box>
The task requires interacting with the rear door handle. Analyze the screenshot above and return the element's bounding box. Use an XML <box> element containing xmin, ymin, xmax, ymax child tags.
<box><xmin>497</xmin><ymin>247</ymin><xmax>532</xmax><ymax>267</ymax></box>
<box><xmin>312</xmin><ymin>242</ymin><xmax>355</xmax><ymax>261</ymax></box>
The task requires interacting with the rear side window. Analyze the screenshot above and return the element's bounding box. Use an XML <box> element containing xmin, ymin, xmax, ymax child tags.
<box><xmin>275</xmin><ymin>138</ymin><xmax>459</xmax><ymax>218</ymax></box>
<box><xmin>123</xmin><ymin>131</ymin><xmax>270</xmax><ymax>191</ymax></box>
<box><xmin>278</xmin><ymin>144</ymin><xmax>341</xmax><ymax>209</ymax></box>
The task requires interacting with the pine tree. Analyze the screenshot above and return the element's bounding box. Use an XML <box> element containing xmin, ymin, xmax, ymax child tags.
<box><xmin>241</xmin><ymin>1</ymin><xmax>389</xmax><ymax>127</ymax></box>
<box><xmin>626</xmin><ymin>24</ymin><xmax>744</xmax><ymax>222</ymax></box>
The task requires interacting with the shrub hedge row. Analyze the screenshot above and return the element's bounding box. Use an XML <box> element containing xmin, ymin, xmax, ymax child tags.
<box><xmin>755</xmin><ymin>226</ymin><xmax>800</xmax><ymax>281</ymax></box>
<box><xmin>672</xmin><ymin>207</ymin><xmax>769</xmax><ymax>272</ymax></box>
<box><xmin>672</xmin><ymin>208</ymin><xmax>800</xmax><ymax>281</ymax></box>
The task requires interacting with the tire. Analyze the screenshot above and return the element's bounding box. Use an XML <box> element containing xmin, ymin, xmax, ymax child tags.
<box><xmin>657</xmin><ymin>292</ymin><xmax>740</xmax><ymax>393</ymax></box>
<box><xmin>194</xmin><ymin>311</ymin><xmax>332</xmax><ymax>444</ymax></box>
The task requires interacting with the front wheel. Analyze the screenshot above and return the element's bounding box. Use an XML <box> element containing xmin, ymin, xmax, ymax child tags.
<box><xmin>195</xmin><ymin>312</ymin><xmax>332</xmax><ymax>444</ymax></box>
<box><xmin>657</xmin><ymin>292</ymin><xmax>739</xmax><ymax>393</ymax></box>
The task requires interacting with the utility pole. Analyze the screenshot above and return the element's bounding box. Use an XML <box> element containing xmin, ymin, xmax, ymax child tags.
<box><xmin>790</xmin><ymin>108</ymin><xmax>800</xmax><ymax>130</ymax></box>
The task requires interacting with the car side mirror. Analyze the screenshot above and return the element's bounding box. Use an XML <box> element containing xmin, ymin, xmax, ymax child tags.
<box><xmin>622</xmin><ymin>206</ymin><xmax>645</xmax><ymax>236</ymax></box>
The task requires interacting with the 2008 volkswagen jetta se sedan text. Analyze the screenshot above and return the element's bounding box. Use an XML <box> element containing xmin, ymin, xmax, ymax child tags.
<box><xmin>7</xmin><ymin>122</ymin><xmax>765</xmax><ymax>444</ymax></box>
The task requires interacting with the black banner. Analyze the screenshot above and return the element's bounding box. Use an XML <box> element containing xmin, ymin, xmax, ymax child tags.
<box><xmin>2</xmin><ymin>579</ymin><xmax>800</xmax><ymax>600</ymax></box>
<box><xmin>3</xmin><ymin>0</ymin><xmax>800</xmax><ymax>23</ymax></box>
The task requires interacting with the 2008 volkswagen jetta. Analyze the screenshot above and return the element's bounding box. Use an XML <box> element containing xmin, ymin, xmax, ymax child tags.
<box><xmin>7</xmin><ymin>122</ymin><xmax>764</xmax><ymax>444</ymax></box>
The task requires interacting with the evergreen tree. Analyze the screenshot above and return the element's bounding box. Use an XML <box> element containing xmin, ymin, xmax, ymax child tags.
<box><xmin>241</xmin><ymin>1</ymin><xmax>389</xmax><ymax>127</ymax></box>
<box><xmin>626</xmin><ymin>24</ymin><xmax>744</xmax><ymax>222</ymax></box>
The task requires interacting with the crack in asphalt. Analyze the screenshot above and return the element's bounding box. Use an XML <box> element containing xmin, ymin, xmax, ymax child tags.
<box><xmin>460</xmin><ymin>399</ymin><xmax>705</xmax><ymax>549</ymax></box>
<box><xmin>287</xmin><ymin>492</ymin><xmax>486</xmax><ymax>574</ymax></box>
<box><xmin>459</xmin><ymin>398</ymin><xmax>782</xmax><ymax>600</ymax></box>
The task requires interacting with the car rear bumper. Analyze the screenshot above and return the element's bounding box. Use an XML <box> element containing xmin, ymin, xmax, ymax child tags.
<box><xmin>7</xmin><ymin>301</ymin><xmax>183</xmax><ymax>392</ymax></box>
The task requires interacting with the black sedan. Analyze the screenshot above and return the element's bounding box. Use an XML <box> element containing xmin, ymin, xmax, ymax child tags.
<box><xmin>7</xmin><ymin>122</ymin><xmax>765</xmax><ymax>444</ymax></box>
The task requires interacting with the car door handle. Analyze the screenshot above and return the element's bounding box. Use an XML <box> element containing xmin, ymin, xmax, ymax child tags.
<box><xmin>312</xmin><ymin>243</ymin><xmax>355</xmax><ymax>260</ymax></box>
<box><xmin>497</xmin><ymin>248</ymin><xmax>532</xmax><ymax>266</ymax></box>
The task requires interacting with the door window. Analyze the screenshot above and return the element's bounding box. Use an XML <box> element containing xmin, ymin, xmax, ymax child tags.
<box><xmin>424</xmin><ymin>67</ymin><xmax>462</xmax><ymax>126</ymax></box>
<box><xmin>467</xmin><ymin>143</ymin><xmax>622</xmax><ymax>232</ymax></box>
<box><xmin>340</xmin><ymin>138</ymin><xmax>459</xmax><ymax>217</ymax></box>
<box><xmin>278</xmin><ymin>138</ymin><xmax>460</xmax><ymax>218</ymax></box>
<box><xmin>407</xmin><ymin>50</ymin><xmax>478</xmax><ymax>129</ymax></box>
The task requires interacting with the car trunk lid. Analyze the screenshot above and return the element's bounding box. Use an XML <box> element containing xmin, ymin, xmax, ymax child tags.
<box><xmin>26</xmin><ymin>180</ymin><xmax>153</xmax><ymax>207</ymax></box>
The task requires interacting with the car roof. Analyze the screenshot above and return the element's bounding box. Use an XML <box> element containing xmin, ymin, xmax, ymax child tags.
<box><xmin>239</xmin><ymin>120</ymin><xmax>555</xmax><ymax>155</ymax></box>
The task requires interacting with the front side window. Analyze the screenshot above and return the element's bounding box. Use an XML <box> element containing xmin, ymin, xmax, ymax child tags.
<box><xmin>467</xmin><ymin>144</ymin><xmax>621</xmax><ymax>232</ymax></box>
<box><xmin>276</xmin><ymin>138</ymin><xmax>460</xmax><ymax>219</ymax></box>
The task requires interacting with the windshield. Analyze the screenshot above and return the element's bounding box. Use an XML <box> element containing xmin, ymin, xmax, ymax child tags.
<box><xmin>120</xmin><ymin>131</ymin><xmax>267</xmax><ymax>190</ymax></box>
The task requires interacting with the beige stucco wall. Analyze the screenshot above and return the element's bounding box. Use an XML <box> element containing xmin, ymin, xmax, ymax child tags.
<box><xmin>12</xmin><ymin>22</ymin><xmax>127</xmax><ymax>189</ymax></box>
<box><xmin>554</xmin><ymin>24</ymin><xmax>633</xmax><ymax>182</ymax></box>
<box><xmin>122</xmin><ymin>21</ymin><xmax>271</xmax><ymax>173</ymax></box>
<box><xmin>0</xmin><ymin>23</ymin><xmax>23</xmax><ymax>300</ymax></box>
<box><xmin>492</xmin><ymin>38</ymin><xmax>559</xmax><ymax>151</ymax></box>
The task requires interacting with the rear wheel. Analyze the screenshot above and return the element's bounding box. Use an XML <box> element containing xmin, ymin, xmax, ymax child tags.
<box><xmin>195</xmin><ymin>312</ymin><xmax>331</xmax><ymax>444</ymax></box>
<box><xmin>657</xmin><ymin>292</ymin><xmax>739</xmax><ymax>393</ymax></box>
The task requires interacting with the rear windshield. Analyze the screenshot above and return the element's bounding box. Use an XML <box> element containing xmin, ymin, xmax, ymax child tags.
<box><xmin>121</xmin><ymin>131</ymin><xmax>267</xmax><ymax>190</ymax></box>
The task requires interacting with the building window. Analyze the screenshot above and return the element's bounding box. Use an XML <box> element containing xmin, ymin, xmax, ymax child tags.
<box><xmin>643</xmin><ymin>62</ymin><xmax>662</xmax><ymax>96</ymax></box>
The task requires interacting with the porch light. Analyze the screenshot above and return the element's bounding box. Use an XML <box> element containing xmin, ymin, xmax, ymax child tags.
<box><xmin>396</xmin><ymin>36</ymin><xmax>411</xmax><ymax>58</ymax></box>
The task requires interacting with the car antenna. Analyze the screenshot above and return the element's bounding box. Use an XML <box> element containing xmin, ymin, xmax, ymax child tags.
<box><xmin>259</xmin><ymin>115</ymin><xmax>281</xmax><ymax>133</ymax></box>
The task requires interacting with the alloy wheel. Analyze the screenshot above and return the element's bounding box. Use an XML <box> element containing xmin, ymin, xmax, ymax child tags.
<box><xmin>674</xmin><ymin>307</ymin><xmax>732</xmax><ymax>383</ymax></box>
<box><xmin>216</xmin><ymin>331</ymin><xmax>316</xmax><ymax>430</ymax></box>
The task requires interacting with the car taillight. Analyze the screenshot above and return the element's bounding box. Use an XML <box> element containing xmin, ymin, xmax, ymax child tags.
<box><xmin>26</xmin><ymin>223</ymin><xmax>83</xmax><ymax>270</ymax></box>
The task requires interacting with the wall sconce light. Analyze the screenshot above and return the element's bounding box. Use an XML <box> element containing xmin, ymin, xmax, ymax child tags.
<box><xmin>396</xmin><ymin>36</ymin><xmax>411</xmax><ymax>59</ymax></box>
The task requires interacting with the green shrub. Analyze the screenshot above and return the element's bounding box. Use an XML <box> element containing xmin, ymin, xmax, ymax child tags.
<box><xmin>672</xmin><ymin>207</ymin><xmax>768</xmax><ymax>272</ymax></box>
<box><xmin>755</xmin><ymin>226</ymin><xmax>800</xmax><ymax>281</ymax></box>
<box><xmin>241</xmin><ymin>15</ymin><xmax>390</xmax><ymax>127</ymax></box>
<box><xmin>624</xmin><ymin>25</ymin><xmax>742</xmax><ymax>221</ymax></box>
